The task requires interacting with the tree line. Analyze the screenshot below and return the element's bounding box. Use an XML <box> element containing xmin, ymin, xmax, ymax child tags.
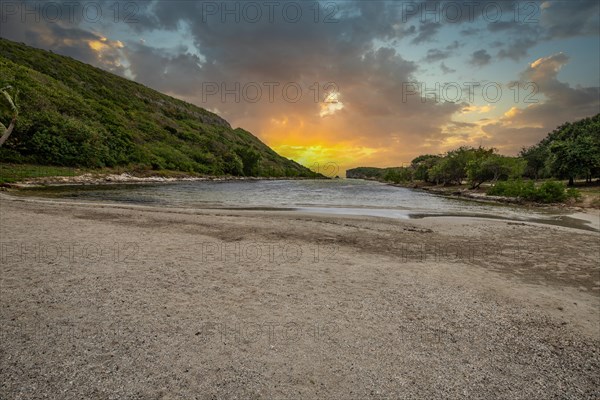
<box><xmin>347</xmin><ymin>114</ymin><xmax>599</xmax><ymax>202</ymax></box>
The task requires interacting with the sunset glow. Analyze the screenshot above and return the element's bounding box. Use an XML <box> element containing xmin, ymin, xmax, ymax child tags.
<box><xmin>2</xmin><ymin>1</ymin><xmax>598</xmax><ymax>173</ymax></box>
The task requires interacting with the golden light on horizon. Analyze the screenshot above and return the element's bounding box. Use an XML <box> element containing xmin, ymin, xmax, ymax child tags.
<box><xmin>259</xmin><ymin>112</ymin><xmax>408</xmax><ymax>172</ymax></box>
<box><xmin>272</xmin><ymin>143</ymin><xmax>382</xmax><ymax>174</ymax></box>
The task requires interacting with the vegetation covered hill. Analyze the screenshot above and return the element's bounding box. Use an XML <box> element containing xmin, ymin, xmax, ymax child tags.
<box><xmin>0</xmin><ymin>38</ymin><xmax>320</xmax><ymax>178</ymax></box>
<box><xmin>345</xmin><ymin>167</ymin><xmax>390</xmax><ymax>180</ymax></box>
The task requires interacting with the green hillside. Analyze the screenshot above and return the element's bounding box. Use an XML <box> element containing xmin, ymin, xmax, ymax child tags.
<box><xmin>0</xmin><ymin>38</ymin><xmax>320</xmax><ymax>178</ymax></box>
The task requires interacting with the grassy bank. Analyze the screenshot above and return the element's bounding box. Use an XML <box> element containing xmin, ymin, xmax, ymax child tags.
<box><xmin>0</xmin><ymin>163</ymin><xmax>310</xmax><ymax>186</ymax></box>
<box><xmin>0</xmin><ymin>163</ymin><xmax>83</xmax><ymax>184</ymax></box>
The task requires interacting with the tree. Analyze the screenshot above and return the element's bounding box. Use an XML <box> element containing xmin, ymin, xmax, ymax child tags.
<box><xmin>467</xmin><ymin>154</ymin><xmax>525</xmax><ymax>189</ymax></box>
<box><xmin>427</xmin><ymin>160</ymin><xmax>448</xmax><ymax>185</ymax></box>
<box><xmin>235</xmin><ymin>146</ymin><xmax>262</xmax><ymax>176</ymax></box>
<box><xmin>411</xmin><ymin>154</ymin><xmax>441</xmax><ymax>182</ymax></box>
<box><xmin>428</xmin><ymin>147</ymin><xmax>492</xmax><ymax>185</ymax></box>
<box><xmin>520</xmin><ymin>144</ymin><xmax>550</xmax><ymax>180</ymax></box>
<box><xmin>0</xmin><ymin>85</ymin><xmax>18</xmax><ymax>147</ymax></box>
<box><xmin>222</xmin><ymin>152</ymin><xmax>244</xmax><ymax>176</ymax></box>
<box><xmin>537</xmin><ymin>114</ymin><xmax>600</xmax><ymax>185</ymax></box>
<box><xmin>384</xmin><ymin>167</ymin><xmax>412</xmax><ymax>183</ymax></box>
<box><xmin>550</xmin><ymin>133</ymin><xmax>600</xmax><ymax>186</ymax></box>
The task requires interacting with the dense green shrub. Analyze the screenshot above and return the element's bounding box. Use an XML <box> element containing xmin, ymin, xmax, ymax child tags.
<box><xmin>487</xmin><ymin>179</ymin><xmax>580</xmax><ymax>203</ymax></box>
<box><xmin>534</xmin><ymin>181</ymin><xmax>567</xmax><ymax>203</ymax></box>
<box><xmin>487</xmin><ymin>179</ymin><xmax>536</xmax><ymax>198</ymax></box>
<box><xmin>384</xmin><ymin>168</ymin><xmax>412</xmax><ymax>183</ymax></box>
<box><xmin>222</xmin><ymin>152</ymin><xmax>244</xmax><ymax>176</ymax></box>
<box><xmin>566</xmin><ymin>188</ymin><xmax>582</xmax><ymax>201</ymax></box>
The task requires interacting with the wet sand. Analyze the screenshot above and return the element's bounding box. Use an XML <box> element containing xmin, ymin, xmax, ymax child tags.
<box><xmin>1</xmin><ymin>193</ymin><xmax>599</xmax><ymax>399</ymax></box>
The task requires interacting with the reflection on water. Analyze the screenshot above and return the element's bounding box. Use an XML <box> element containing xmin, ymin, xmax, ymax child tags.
<box><xmin>14</xmin><ymin>179</ymin><xmax>598</xmax><ymax>231</ymax></box>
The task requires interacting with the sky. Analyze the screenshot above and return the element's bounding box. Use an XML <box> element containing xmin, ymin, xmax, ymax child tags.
<box><xmin>1</xmin><ymin>0</ymin><xmax>599</xmax><ymax>174</ymax></box>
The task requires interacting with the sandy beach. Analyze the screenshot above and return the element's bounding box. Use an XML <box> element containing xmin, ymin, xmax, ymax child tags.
<box><xmin>0</xmin><ymin>193</ymin><xmax>599</xmax><ymax>399</ymax></box>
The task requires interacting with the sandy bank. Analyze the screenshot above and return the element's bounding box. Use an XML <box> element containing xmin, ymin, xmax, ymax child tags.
<box><xmin>0</xmin><ymin>194</ymin><xmax>598</xmax><ymax>398</ymax></box>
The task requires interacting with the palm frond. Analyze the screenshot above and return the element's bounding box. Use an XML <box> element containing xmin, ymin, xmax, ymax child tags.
<box><xmin>0</xmin><ymin>88</ymin><xmax>18</xmax><ymax>114</ymax></box>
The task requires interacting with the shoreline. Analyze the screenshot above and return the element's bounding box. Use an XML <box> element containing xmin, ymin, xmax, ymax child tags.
<box><xmin>1</xmin><ymin>189</ymin><xmax>598</xmax><ymax>232</ymax></box>
<box><xmin>3</xmin><ymin>171</ymin><xmax>594</xmax><ymax>210</ymax></box>
<box><xmin>3</xmin><ymin>170</ymin><xmax>596</xmax><ymax>213</ymax></box>
<box><xmin>0</xmin><ymin>171</ymin><xmax>325</xmax><ymax>189</ymax></box>
<box><xmin>1</xmin><ymin>173</ymin><xmax>597</xmax><ymax>231</ymax></box>
<box><xmin>383</xmin><ymin>180</ymin><xmax>600</xmax><ymax>211</ymax></box>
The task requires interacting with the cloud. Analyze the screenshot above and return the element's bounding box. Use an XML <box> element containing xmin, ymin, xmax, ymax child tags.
<box><xmin>440</xmin><ymin>62</ymin><xmax>456</xmax><ymax>74</ymax></box>
<box><xmin>486</xmin><ymin>19</ymin><xmax>542</xmax><ymax>61</ymax></box>
<box><xmin>0</xmin><ymin>15</ymin><xmax>128</xmax><ymax>75</ymax></box>
<box><xmin>120</xmin><ymin>2</ymin><xmax>463</xmax><ymax>155</ymax></box>
<box><xmin>460</xmin><ymin>27</ymin><xmax>480</xmax><ymax>36</ymax></box>
<box><xmin>497</xmin><ymin>38</ymin><xmax>538</xmax><ymax>61</ymax></box>
<box><xmin>424</xmin><ymin>48</ymin><xmax>450</xmax><ymax>62</ymax></box>
<box><xmin>482</xmin><ymin>53</ymin><xmax>600</xmax><ymax>154</ymax></box>
<box><xmin>485</xmin><ymin>0</ymin><xmax>599</xmax><ymax>61</ymax></box>
<box><xmin>421</xmin><ymin>40</ymin><xmax>463</xmax><ymax>65</ymax></box>
<box><xmin>123</xmin><ymin>43</ymin><xmax>206</xmax><ymax>96</ymax></box>
<box><xmin>445</xmin><ymin>40</ymin><xmax>462</xmax><ymax>50</ymax></box>
<box><xmin>540</xmin><ymin>0</ymin><xmax>600</xmax><ymax>39</ymax></box>
<box><xmin>470</xmin><ymin>49</ymin><xmax>492</xmax><ymax>66</ymax></box>
<box><xmin>411</xmin><ymin>22</ymin><xmax>442</xmax><ymax>44</ymax></box>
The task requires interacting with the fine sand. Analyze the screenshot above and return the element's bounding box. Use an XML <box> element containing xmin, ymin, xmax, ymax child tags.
<box><xmin>0</xmin><ymin>193</ymin><xmax>599</xmax><ymax>399</ymax></box>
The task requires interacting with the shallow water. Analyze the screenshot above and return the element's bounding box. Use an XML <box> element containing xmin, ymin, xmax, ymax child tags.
<box><xmin>14</xmin><ymin>179</ymin><xmax>598</xmax><ymax>231</ymax></box>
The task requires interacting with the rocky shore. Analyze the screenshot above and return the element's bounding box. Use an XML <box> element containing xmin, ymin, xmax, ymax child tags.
<box><xmin>1</xmin><ymin>172</ymin><xmax>317</xmax><ymax>189</ymax></box>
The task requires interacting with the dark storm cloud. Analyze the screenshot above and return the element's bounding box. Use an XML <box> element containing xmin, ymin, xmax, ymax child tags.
<box><xmin>397</xmin><ymin>0</ymin><xmax>597</xmax><ymax>63</ymax></box>
<box><xmin>139</xmin><ymin>1</ymin><xmax>415</xmax><ymax>84</ymax></box>
<box><xmin>124</xmin><ymin>43</ymin><xmax>205</xmax><ymax>96</ymax></box>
